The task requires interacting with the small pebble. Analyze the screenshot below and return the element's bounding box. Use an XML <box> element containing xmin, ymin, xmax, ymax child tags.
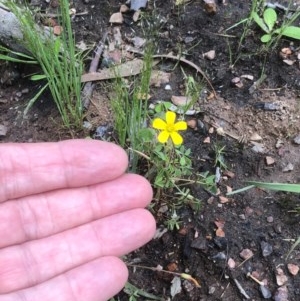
<box><xmin>0</xmin><ymin>124</ymin><xmax>8</xmax><ymax>136</ymax></box>
<box><xmin>82</xmin><ymin>121</ymin><xmax>92</xmax><ymax>130</ymax></box>
<box><xmin>231</xmin><ymin>77</ymin><xmax>241</xmax><ymax>84</ymax></box>
<box><xmin>261</xmin><ymin>241</ymin><xmax>273</xmax><ymax>257</ymax></box>
<box><xmin>250</xmin><ymin>132</ymin><xmax>262</xmax><ymax>141</ymax></box>
<box><xmin>203</xmin><ymin>136</ymin><xmax>211</xmax><ymax>143</ymax></box>
<box><xmin>132</xmin><ymin>10</ymin><xmax>141</xmax><ymax>22</ymax></box>
<box><xmin>183</xmin><ymin>280</ymin><xmax>194</xmax><ymax>293</ymax></box>
<box><xmin>109</xmin><ymin>12</ymin><xmax>124</xmax><ymax>24</ymax></box>
<box><xmin>260</xmin><ymin>285</ymin><xmax>272</xmax><ymax>299</ymax></box>
<box><xmin>274</xmin><ymin>224</ymin><xmax>282</xmax><ymax>234</ymax></box>
<box><xmin>207</xmin><ymin>196</ymin><xmax>214</xmax><ymax>204</ymax></box>
<box><xmin>240</xmin><ymin>248</ymin><xmax>254</xmax><ymax>260</ymax></box>
<box><xmin>282</xmin><ymin>162</ymin><xmax>294</xmax><ymax>172</ymax></box>
<box><xmin>251</xmin><ymin>142</ymin><xmax>265</xmax><ymax>153</ymax></box>
<box><xmin>120</xmin><ymin>4</ymin><xmax>129</xmax><ymax>12</ymax></box>
<box><xmin>227</xmin><ymin>258</ymin><xmax>236</xmax><ymax>269</ymax></box>
<box><xmin>212</xmin><ymin>252</ymin><xmax>227</xmax><ymax>261</ymax></box>
<box><xmin>203</xmin><ymin>50</ymin><xmax>216</xmax><ymax>60</ymax></box>
<box><xmin>130</xmin><ymin>0</ymin><xmax>148</xmax><ymax>11</ymax></box>
<box><xmin>171</xmin><ymin>95</ymin><xmax>192</xmax><ymax>106</ymax></box>
<box><xmin>94</xmin><ymin>125</ymin><xmax>109</xmax><ymax>139</ymax></box>
<box><xmin>184</xmin><ymin>36</ymin><xmax>195</xmax><ymax>44</ymax></box>
<box><xmin>187</xmin><ymin>119</ymin><xmax>197</xmax><ymax>129</ymax></box>
<box><xmin>274</xmin><ymin>285</ymin><xmax>289</xmax><ymax>301</ymax></box>
<box><xmin>276</xmin><ymin>139</ymin><xmax>284</xmax><ymax>148</ymax></box>
<box><xmin>219</xmin><ymin>196</ymin><xmax>229</xmax><ymax>203</ymax></box>
<box><xmin>208</xmin><ymin>286</ymin><xmax>216</xmax><ymax>294</ymax></box>
<box><xmin>293</xmin><ymin>134</ymin><xmax>300</xmax><ymax>145</ymax></box>
<box><xmin>245</xmin><ymin>206</ymin><xmax>254</xmax><ymax>216</ymax></box>
<box><xmin>165</xmin><ymin>84</ymin><xmax>172</xmax><ymax>90</ymax></box>
<box><xmin>287</xmin><ymin>263</ymin><xmax>299</xmax><ymax>276</ymax></box>
<box><xmin>276</xmin><ymin>268</ymin><xmax>288</xmax><ymax>286</ymax></box>
<box><xmin>265</xmin><ymin>156</ymin><xmax>275</xmax><ymax>165</ymax></box>
<box><xmin>223</xmin><ymin>170</ymin><xmax>235</xmax><ymax>178</ymax></box>
<box><xmin>267</xmin><ymin>216</ymin><xmax>274</xmax><ymax>223</ymax></box>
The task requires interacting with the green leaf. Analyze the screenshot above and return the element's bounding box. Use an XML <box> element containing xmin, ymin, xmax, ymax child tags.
<box><xmin>30</xmin><ymin>74</ymin><xmax>47</xmax><ymax>81</ymax></box>
<box><xmin>281</xmin><ymin>26</ymin><xmax>300</xmax><ymax>40</ymax></box>
<box><xmin>138</xmin><ymin>128</ymin><xmax>154</xmax><ymax>142</ymax></box>
<box><xmin>261</xmin><ymin>34</ymin><xmax>272</xmax><ymax>43</ymax></box>
<box><xmin>53</xmin><ymin>38</ymin><xmax>62</xmax><ymax>55</ymax></box>
<box><xmin>246</xmin><ymin>181</ymin><xmax>300</xmax><ymax>193</ymax></box>
<box><xmin>23</xmin><ymin>83</ymin><xmax>49</xmax><ymax>116</ymax></box>
<box><xmin>252</xmin><ymin>11</ymin><xmax>269</xmax><ymax>33</ymax></box>
<box><xmin>180</xmin><ymin>156</ymin><xmax>186</xmax><ymax>166</ymax></box>
<box><xmin>263</xmin><ymin>8</ymin><xmax>277</xmax><ymax>31</ymax></box>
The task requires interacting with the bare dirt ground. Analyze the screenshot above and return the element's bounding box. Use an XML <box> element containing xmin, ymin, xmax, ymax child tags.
<box><xmin>1</xmin><ymin>1</ymin><xmax>300</xmax><ymax>300</ymax></box>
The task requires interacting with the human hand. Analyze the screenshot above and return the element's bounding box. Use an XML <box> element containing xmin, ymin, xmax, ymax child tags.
<box><xmin>0</xmin><ymin>140</ymin><xmax>155</xmax><ymax>301</ymax></box>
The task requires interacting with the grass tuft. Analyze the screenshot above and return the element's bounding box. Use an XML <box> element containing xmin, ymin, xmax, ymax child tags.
<box><xmin>1</xmin><ymin>0</ymin><xmax>83</xmax><ymax>128</ymax></box>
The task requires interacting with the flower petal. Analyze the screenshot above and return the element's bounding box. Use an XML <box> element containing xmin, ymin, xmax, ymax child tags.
<box><xmin>157</xmin><ymin>131</ymin><xmax>170</xmax><ymax>143</ymax></box>
<box><xmin>165</xmin><ymin>111</ymin><xmax>176</xmax><ymax>125</ymax></box>
<box><xmin>153</xmin><ymin>118</ymin><xmax>167</xmax><ymax>130</ymax></box>
<box><xmin>174</xmin><ymin>121</ymin><xmax>187</xmax><ymax>131</ymax></box>
<box><xmin>170</xmin><ymin>131</ymin><xmax>183</xmax><ymax>145</ymax></box>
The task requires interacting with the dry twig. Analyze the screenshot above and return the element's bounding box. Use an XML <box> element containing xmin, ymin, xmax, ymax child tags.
<box><xmin>81</xmin><ymin>30</ymin><xmax>109</xmax><ymax>109</ymax></box>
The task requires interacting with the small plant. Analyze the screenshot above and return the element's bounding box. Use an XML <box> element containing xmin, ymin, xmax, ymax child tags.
<box><xmin>252</xmin><ymin>7</ymin><xmax>300</xmax><ymax>43</ymax></box>
<box><xmin>123</xmin><ymin>282</ymin><xmax>164</xmax><ymax>301</ymax></box>
<box><xmin>182</xmin><ymin>71</ymin><xmax>202</xmax><ymax>112</ymax></box>
<box><xmin>1</xmin><ymin>0</ymin><xmax>84</xmax><ymax>128</ymax></box>
<box><xmin>165</xmin><ymin>210</ymin><xmax>182</xmax><ymax>231</ymax></box>
<box><xmin>225</xmin><ymin>0</ymin><xmax>300</xmax><ymax>65</ymax></box>
<box><xmin>213</xmin><ymin>144</ymin><xmax>227</xmax><ymax>171</ymax></box>
<box><xmin>111</xmin><ymin>43</ymin><xmax>154</xmax><ymax>171</ymax></box>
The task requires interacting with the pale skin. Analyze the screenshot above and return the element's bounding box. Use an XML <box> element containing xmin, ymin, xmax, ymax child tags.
<box><xmin>0</xmin><ymin>140</ymin><xmax>156</xmax><ymax>301</ymax></box>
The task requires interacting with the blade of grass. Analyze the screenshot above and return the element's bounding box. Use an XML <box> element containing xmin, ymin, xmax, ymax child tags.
<box><xmin>226</xmin><ymin>185</ymin><xmax>255</xmax><ymax>196</ymax></box>
<box><xmin>246</xmin><ymin>181</ymin><xmax>300</xmax><ymax>193</ymax></box>
<box><xmin>23</xmin><ymin>83</ymin><xmax>49</xmax><ymax>116</ymax></box>
<box><xmin>286</xmin><ymin>236</ymin><xmax>300</xmax><ymax>259</ymax></box>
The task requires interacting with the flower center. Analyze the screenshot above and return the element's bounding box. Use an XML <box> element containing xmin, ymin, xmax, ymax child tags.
<box><xmin>166</xmin><ymin>124</ymin><xmax>175</xmax><ymax>133</ymax></box>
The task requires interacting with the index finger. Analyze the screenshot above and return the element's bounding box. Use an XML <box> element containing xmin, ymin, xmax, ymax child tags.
<box><xmin>0</xmin><ymin>140</ymin><xmax>128</xmax><ymax>202</ymax></box>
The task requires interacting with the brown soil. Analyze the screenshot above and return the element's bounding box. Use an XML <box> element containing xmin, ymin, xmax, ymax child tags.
<box><xmin>1</xmin><ymin>1</ymin><xmax>300</xmax><ymax>300</ymax></box>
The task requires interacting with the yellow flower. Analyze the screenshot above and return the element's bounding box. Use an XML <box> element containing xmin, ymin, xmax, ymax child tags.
<box><xmin>153</xmin><ymin>111</ymin><xmax>187</xmax><ymax>145</ymax></box>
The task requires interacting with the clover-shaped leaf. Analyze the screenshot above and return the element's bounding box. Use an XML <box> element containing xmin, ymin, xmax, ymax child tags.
<box><xmin>263</xmin><ymin>8</ymin><xmax>277</xmax><ymax>31</ymax></box>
